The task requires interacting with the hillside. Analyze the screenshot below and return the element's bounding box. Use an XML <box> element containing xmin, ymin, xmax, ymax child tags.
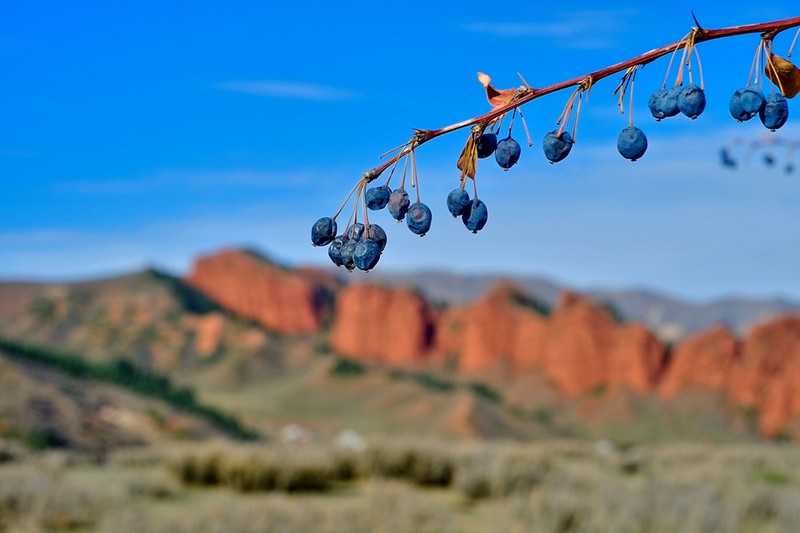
<box><xmin>342</xmin><ymin>270</ymin><xmax>800</xmax><ymax>341</ymax></box>
<box><xmin>1</xmin><ymin>247</ymin><xmax>800</xmax><ymax>450</ymax></box>
<box><xmin>0</xmin><ymin>344</ymin><xmax>250</xmax><ymax>456</ymax></box>
<box><xmin>186</xmin><ymin>249</ymin><xmax>800</xmax><ymax>440</ymax></box>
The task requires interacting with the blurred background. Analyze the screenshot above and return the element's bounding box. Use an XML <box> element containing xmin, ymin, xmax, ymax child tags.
<box><xmin>2</xmin><ymin>2</ymin><xmax>800</xmax><ymax>532</ymax></box>
<box><xmin>3</xmin><ymin>0</ymin><xmax>800</xmax><ymax>299</ymax></box>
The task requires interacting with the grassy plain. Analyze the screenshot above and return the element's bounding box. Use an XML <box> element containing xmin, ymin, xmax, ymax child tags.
<box><xmin>2</xmin><ymin>437</ymin><xmax>799</xmax><ymax>533</ymax></box>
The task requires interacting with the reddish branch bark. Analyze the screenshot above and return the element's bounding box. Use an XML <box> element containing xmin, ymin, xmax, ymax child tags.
<box><xmin>362</xmin><ymin>16</ymin><xmax>800</xmax><ymax>182</ymax></box>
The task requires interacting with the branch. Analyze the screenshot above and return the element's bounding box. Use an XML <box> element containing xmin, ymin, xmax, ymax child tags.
<box><xmin>362</xmin><ymin>15</ymin><xmax>800</xmax><ymax>182</ymax></box>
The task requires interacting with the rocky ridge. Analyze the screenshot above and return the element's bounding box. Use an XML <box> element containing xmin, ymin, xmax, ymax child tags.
<box><xmin>184</xmin><ymin>250</ymin><xmax>800</xmax><ymax>438</ymax></box>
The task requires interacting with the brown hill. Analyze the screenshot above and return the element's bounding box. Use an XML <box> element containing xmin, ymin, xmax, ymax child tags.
<box><xmin>186</xmin><ymin>249</ymin><xmax>335</xmax><ymax>335</ymax></box>
<box><xmin>0</xmin><ymin>348</ymin><xmax>232</xmax><ymax>456</ymax></box>
<box><xmin>321</xmin><ymin>272</ymin><xmax>800</xmax><ymax>438</ymax></box>
<box><xmin>328</xmin><ymin>284</ymin><xmax>666</xmax><ymax>397</ymax></box>
<box><xmin>328</xmin><ymin>284</ymin><xmax>434</xmax><ymax>366</ymax></box>
<box><xmin>2</xmin><ymin>248</ymin><xmax>800</xmax><ymax>442</ymax></box>
<box><xmin>0</xmin><ymin>269</ymin><xmax>278</xmax><ymax>373</ymax></box>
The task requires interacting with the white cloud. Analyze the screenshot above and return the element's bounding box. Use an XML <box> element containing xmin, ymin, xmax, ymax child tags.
<box><xmin>463</xmin><ymin>10</ymin><xmax>635</xmax><ymax>49</ymax></box>
<box><xmin>218</xmin><ymin>81</ymin><xmax>361</xmax><ymax>101</ymax></box>
<box><xmin>6</xmin><ymin>124</ymin><xmax>800</xmax><ymax>300</ymax></box>
<box><xmin>0</xmin><ymin>229</ymin><xmax>92</xmax><ymax>245</ymax></box>
<box><xmin>54</xmin><ymin>168</ymin><xmax>323</xmax><ymax>195</ymax></box>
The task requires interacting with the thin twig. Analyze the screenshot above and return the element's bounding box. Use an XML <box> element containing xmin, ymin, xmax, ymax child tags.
<box><xmin>362</xmin><ymin>16</ymin><xmax>800</xmax><ymax>182</ymax></box>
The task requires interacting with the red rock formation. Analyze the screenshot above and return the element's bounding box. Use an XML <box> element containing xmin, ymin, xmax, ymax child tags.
<box><xmin>659</xmin><ymin>326</ymin><xmax>739</xmax><ymax>398</ymax></box>
<box><xmin>329</xmin><ymin>284</ymin><xmax>434</xmax><ymax>365</ymax></box>
<box><xmin>538</xmin><ymin>292</ymin><xmax>616</xmax><ymax>396</ymax></box>
<box><xmin>511</xmin><ymin>310</ymin><xmax>548</xmax><ymax>372</ymax></box>
<box><xmin>184</xmin><ymin>250</ymin><xmax>800</xmax><ymax>437</ymax></box>
<box><xmin>186</xmin><ymin>249</ymin><xmax>329</xmax><ymax>334</ymax></box>
<box><xmin>728</xmin><ymin>316</ymin><xmax>800</xmax><ymax>436</ymax></box>
<box><xmin>428</xmin><ymin>283</ymin><xmax>548</xmax><ymax>375</ymax></box>
<box><xmin>607</xmin><ymin>323</ymin><xmax>666</xmax><ymax>394</ymax></box>
<box><xmin>457</xmin><ymin>283</ymin><xmax>547</xmax><ymax>374</ymax></box>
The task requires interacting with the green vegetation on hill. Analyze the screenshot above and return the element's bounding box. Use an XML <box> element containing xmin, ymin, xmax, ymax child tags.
<box><xmin>0</xmin><ymin>337</ymin><xmax>258</xmax><ymax>441</ymax></box>
<box><xmin>145</xmin><ymin>268</ymin><xmax>221</xmax><ymax>314</ymax></box>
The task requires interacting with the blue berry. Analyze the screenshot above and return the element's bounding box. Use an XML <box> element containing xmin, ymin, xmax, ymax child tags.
<box><xmin>678</xmin><ymin>84</ymin><xmax>706</xmax><ymax>119</ymax></box>
<box><xmin>728</xmin><ymin>91</ymin><xmax>745</xmax><ymax>121</ymax></box>
<box><xmin>311</xmin><ymin>217</ymin><xmax>337</xmax><ymax>246</ymax></box>
<box><xmin>542</xmin><ymin>130</ymin><xmax>573</xmax><ymax>163</ymax></box>
<box><xmin>462</xmin><ymin>199</ymin><xmax>488</xmax><ymax>233</ymax></box>
<box><xmin>341</xmin><ymin>239</ymin><xmax>358</xmax><ymax>271</ymax></box>
<box><xmin>446</xmin><ymin>187</ymin><xmax>471</xmax><ymax>217</ymax></box>
<box><xmin>366</xmin><ymin>224</ymin><xmax>387</xmax><ymax>252</ymax></box>
<box><xmin>328</xmin><ymin>235</ymin><xmax>347</xmax><ymax>266</ymax></box>
<box><xmin>648</xmin><ymin>88</ymin><xmax>666</xmax><ymax>119</ymax></box>
<box><xmin>720</xmin><ymin>148</ymin><xmax>736</xmax><ymax>169</ymax></box>
<box><xmin>495</xmin><ymin>137</ymin><xmax>521</xmax><ymax>169</ymax></box>
<box><xmin>476</xmin><ymin>133</ymin><xmax>498</xmax><ymax>158</ymax></box>
<box><xmin>353</xmin><ymin>239</ymin><xmax>381</xmax><ymax>271</ymax></box>
<box><xmin>406</xmin><ymin>202</ymin><xmax>432</xmax><ymax>236</ymax></box>
<box><xmin>347</xmin><ymin>222</ymin><xmax>364</xmax><ymax>241</ymax></box>
<box><xmin>763</xmin><ymin>153</ymin><xmax>776</xmax><ymax>167</ymax></box>
<box><xmin>729</xmin><ymin>88</ymin><xmax>765</xmax><ymax>122</ymax></box>
<box><xmin>617</xmin><ymin>126</ymin><xmax>648</xmax><ymax>161</ymax></box>
<box><xmin>759</xmin><ymin>93</ymin><xmax>789</xmax><ymax>131</ymax></box>
<box><xmin>365</xmin><ymin>185</ymin><xmax>391</xmax><ymax>210</ymax></box>
<box><xmin>648</xmin><ymin>88</ymin><xmax>680</xmax><ymax>120</ymax></box>
<box><xmin>388</xmin><ymin>188</ymin><xmax>410</xmax><ymax>221</ymax></box>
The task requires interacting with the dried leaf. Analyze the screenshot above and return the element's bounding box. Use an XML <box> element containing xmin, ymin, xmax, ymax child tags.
<box><xmin>765</xmin><ymin>54</ymin><xmax>800</xmax><ymax>99</ymax></box>
<box><xmin>478</xmin><ymin>72</ymin><xmax>518</xmax><ymax>110</ymax></box>
<box><xmin>456</xmin><ymin>134</ymin><xmax>477</xmax><ymax>180</ymax></box>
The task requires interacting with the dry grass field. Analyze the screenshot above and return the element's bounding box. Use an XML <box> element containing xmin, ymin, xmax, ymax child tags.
<box><xmin>1</xmin><ymin>437</ymin><xmax>799</xmax><ymax>533</ymax></box>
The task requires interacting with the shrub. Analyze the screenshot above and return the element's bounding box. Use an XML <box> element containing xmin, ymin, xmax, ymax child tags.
<box><xmin>330</xmin><ymin>357</ymin><xmax>366</xmax><ymax>377</ymax></box>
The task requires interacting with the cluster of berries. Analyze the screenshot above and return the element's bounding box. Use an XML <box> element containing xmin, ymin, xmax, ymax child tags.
<box><xmin>647</xmin><ymin>84</ymin><xmax>706</xmax><ymax>121</ymax></box>
<box><xmin>720</xmin><ymin>136</ymin><xmax>798</xmax><ymax>174</ymax></box>
<box><xmin>311</xmin><ymin>217</ymin><xmax>387</xmax><ymax>272</ymax></box>
<box><xmin>311</xmin><ymin>26</ymin><xmax>798</xmax><ymax>272</ymax></box>
<box><xmin>729</xmin><ymin>88</ymin><xmax>789</xmax><ymax>130</ymax></box>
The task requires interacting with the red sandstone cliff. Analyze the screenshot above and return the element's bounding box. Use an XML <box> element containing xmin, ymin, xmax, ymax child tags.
<box><xmin>659</xmin><ymin>326</ymin><xmax>740</xmax><ymax>398</ymax></box>
<box><xmin>729</xmin><ymin>316</ymin><xmax>800</xmax><ymax>436</ymax></box>
<box><xmin>186</xmin><ymin>249</ymin><xmax>332</xmax><ymax>334</ymax></box>
<box><xmin>328</xmin><ymin>284</ymin><xmax>434</xmax><ymax>366</ymax></box>
<box><xmin>182</xmin><ymin>250</ymin><xmax>800</xmax><ymax>438</ymax></box>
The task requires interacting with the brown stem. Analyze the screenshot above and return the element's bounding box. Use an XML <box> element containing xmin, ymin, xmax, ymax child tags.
<box><xmin>362</xmin><ymin>16</ymin><xmax>800</xmax><ymax>182</ymax></box>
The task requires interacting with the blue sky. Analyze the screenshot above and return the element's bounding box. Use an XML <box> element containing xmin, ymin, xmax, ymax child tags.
<box><xmin>2</xmin><ymin>1</ymin><xmax>800</xmax><ymax>301</ymax></box>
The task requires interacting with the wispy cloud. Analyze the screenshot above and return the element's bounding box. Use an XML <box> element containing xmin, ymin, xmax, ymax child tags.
<box><xmin>218</xmin><ymin>80</ymin><xmax>361</xmax><ymax>101</ymax></box>
<box><xmin>54</xmin><ymin>169</ymin><xmax>320</xmax><ymax>195</ymax></box>
<box><xmin>463</xmin><ymin>10</ymin><xmax>634</xmax><ymax>49</ymax></box>
<box><xmin>0</xmin><ymin>229</ymin><xmax>92</xmax><ymax>246</ymax></box>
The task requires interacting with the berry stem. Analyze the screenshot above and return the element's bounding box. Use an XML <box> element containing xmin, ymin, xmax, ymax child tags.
<box><xmin>662</xmin><ymin>34</ymin><xmax>690</xmax><ymax>88</ymax></box>
<box><xmin>333</xmin><ymin>179</ymin><xmax>366</xmax><ymax>221</ymax></box>
<box><xmin>747</xmin><ymin>40</ymin><xmax>762</xmax><ymax>87</ymax></box>
<box><xmin>360</xmin><ymin>16</ymin><xmax>800</xmax><ymax>182</ymax></box>
<box><xmin>629</xmin><ymin>68</ymin><xmax>637</xmax><ymax>128</ymax></box>
<box><xmin>399</xmin><ymin>152</ymin><xmax>410</xmax><ymax>190</ymax></box>
<box><xmin>572</xmin><ymin>92</ymin><xmax>583</xmax><ymax>141</ymax></box>
<box><xmin>517</xmin><ymin>107</ymin><xmax>533</xmax><ymax>147</ymax></box>
<box><xmin>411</xmin><ymin>148</ymin><xmax>421</xmax><ymax>204</ymax></box>
<box><xmin>686</xmin><ymin>31</ymin><xmax>697</xmax><ymax>86</ymax></box>
<box><xmin>346</xmin><ymin>180</ymin><xmax>366</xmax><ymax>235</ymax></box>
<box><xmin>765</xmin><ymin>48</ymin><xmax>787</xmax><ymax>96</ymax></box>
<box><xmin>507</xmin><ymin>108</ymin><xmax>517</xmax><ymax>138</ymax></box>
<box><xmin>556</xmin><ymin>86</ymin><xmax>581</xmax><ymax>137</ymax></box>
<box><xmin>692</xmin><ymin>34</ymin><xmax>706</xmax><ymax>89</ymax></box>
<box><xmin>383</xmin><ymin>152</ymin><xmax>403</xmax><ymax>187</ymax></box>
